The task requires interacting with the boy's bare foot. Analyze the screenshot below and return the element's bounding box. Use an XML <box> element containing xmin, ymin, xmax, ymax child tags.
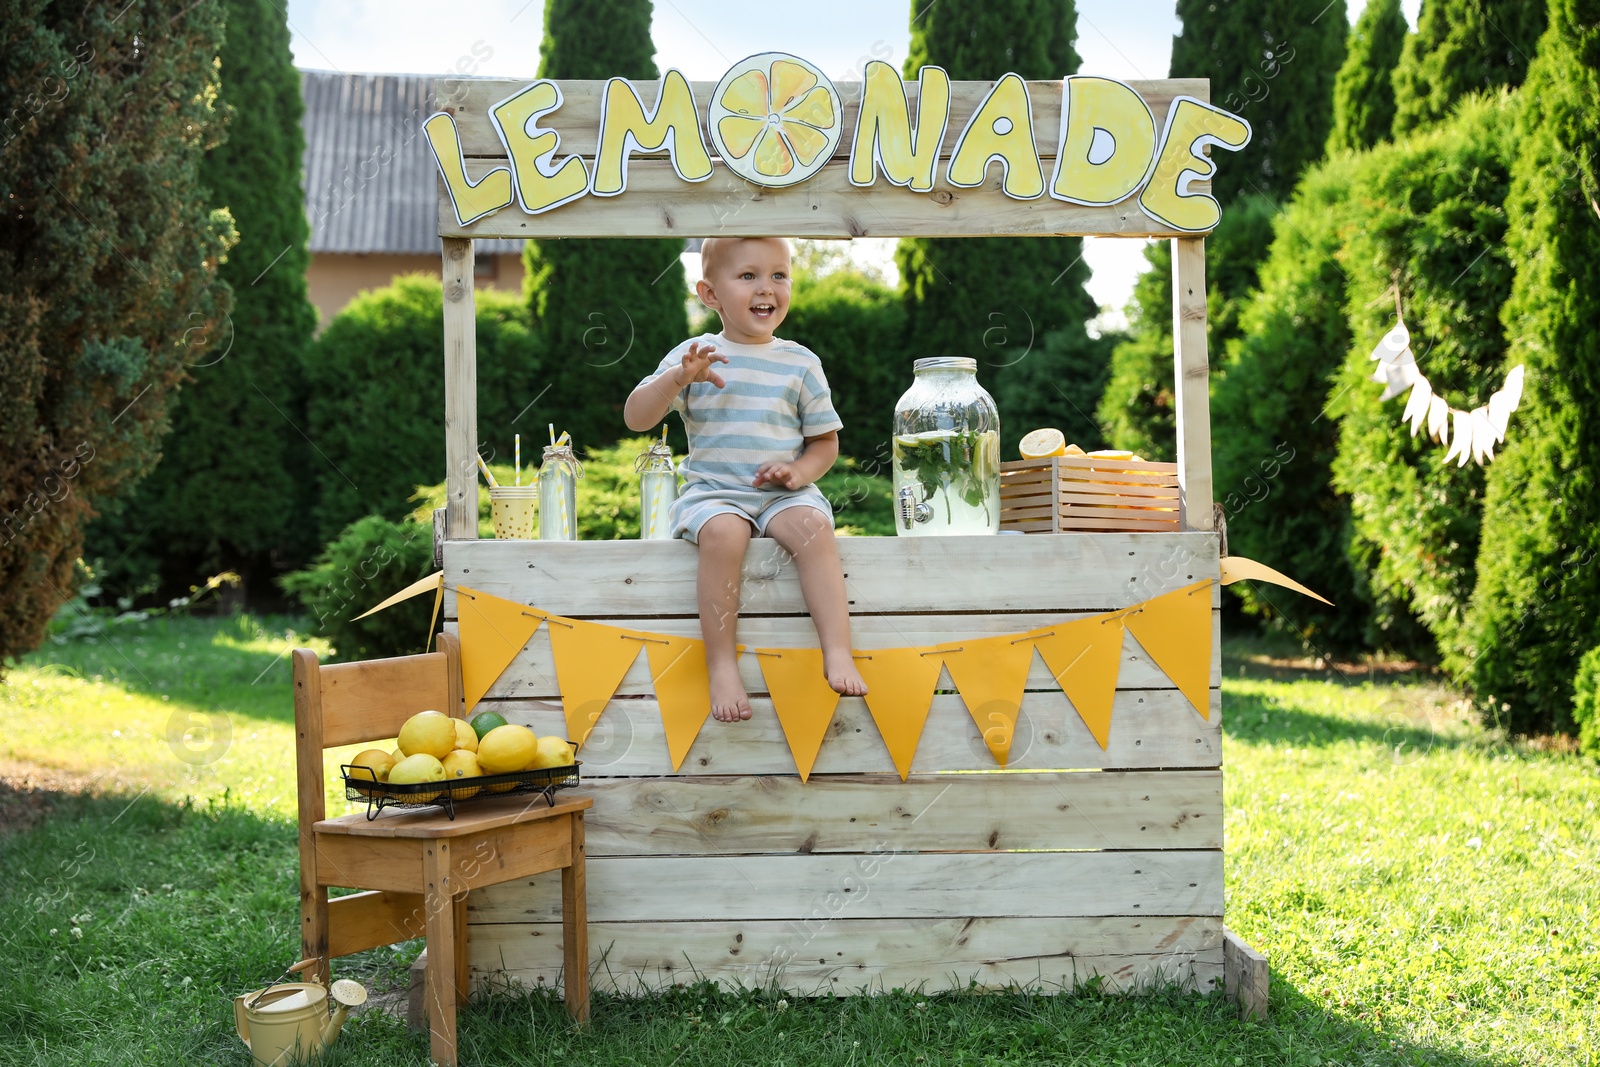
<box><xmin>825</xmin><ymin>651</ymin><xmax>868</xmax><ymax>697</ymax></box>
<box><xmin>710</xmin><ymin>662</ymin><xmax>753</xmax><ymax>722</ymax></box>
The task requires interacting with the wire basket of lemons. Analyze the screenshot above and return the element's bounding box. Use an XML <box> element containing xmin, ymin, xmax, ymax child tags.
<box><xmin>342</xmin><ymin>710</ymin><xmax>579</xmax><ymax>820</ymax></box>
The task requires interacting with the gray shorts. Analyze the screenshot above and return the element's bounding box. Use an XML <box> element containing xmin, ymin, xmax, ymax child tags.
<box><xmin>672</xmin><ymin>481</ymin><xmax>835</xmax><ymax>543</ymax></box>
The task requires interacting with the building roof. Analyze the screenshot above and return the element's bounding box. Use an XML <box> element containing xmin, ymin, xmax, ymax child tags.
<box><xmin>300</xmin><ymin>69</ymin><xmax>524</xmax><ymax>256</ymax></box>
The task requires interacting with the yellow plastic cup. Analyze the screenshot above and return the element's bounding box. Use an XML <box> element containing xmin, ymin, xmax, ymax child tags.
<box><xmin>489</xmin><ymin>486</ymin><xmax>538</xmax><ymax>539</ymax></box>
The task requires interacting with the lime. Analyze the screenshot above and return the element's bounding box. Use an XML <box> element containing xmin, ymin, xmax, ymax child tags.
<box><xmin>469</xmin><ymin>710</ymin><xmax>509</xmax><ymax>741</ymax></box>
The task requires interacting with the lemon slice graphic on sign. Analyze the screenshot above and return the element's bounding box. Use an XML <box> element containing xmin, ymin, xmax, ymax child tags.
<box><xmin>710</xmin><ymin>53</ymin><xmax>842</xmax><ymax>188</ymax></box>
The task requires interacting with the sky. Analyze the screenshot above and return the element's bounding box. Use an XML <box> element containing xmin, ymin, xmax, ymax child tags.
<box><xmin>287</xmin><ymin>0</ymin><xmax>1423</xmax><ymax>327</ymax></box>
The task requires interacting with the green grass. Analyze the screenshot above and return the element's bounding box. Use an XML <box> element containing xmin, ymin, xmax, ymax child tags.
<box><xmin>1</xmin><ymin>619</ymin><xmax>1597</xmax><ymax>1065</ymax></box>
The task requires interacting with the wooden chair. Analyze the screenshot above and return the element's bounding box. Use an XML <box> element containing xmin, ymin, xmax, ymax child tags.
<box><xmin>293</xmin><ymin>632</ymin><xmax>590</xmax><ymax>1066</ymax></box>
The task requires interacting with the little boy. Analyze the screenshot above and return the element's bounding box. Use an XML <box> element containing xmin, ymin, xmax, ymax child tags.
<box><xmin>624</xmin><ymin>236</ymin><xmax>868</xmax><ymax>723</ymax></box>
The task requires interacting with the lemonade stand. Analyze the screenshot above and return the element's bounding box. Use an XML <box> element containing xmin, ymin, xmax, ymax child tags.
<box><xmin>415</xmin><ymin>56</ymin><xmax>1268</xmax><ymax>1014</ymax></box>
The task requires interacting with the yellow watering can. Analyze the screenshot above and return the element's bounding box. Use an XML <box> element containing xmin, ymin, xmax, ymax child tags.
<box><xmin>233</xmin><ymin>958</ymin><xmax>367</xmax><ymax>1067</ymax></box>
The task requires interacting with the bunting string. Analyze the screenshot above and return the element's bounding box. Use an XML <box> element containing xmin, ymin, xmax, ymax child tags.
<box><xmin>347</xmin><ymin>563</ymin><xmax>1325</xmax><ymax>778</ymax></box>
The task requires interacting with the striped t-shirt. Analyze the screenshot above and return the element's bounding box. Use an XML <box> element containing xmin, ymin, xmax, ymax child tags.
<box><xmin>640</xmin><ymin>333</ymin><xmax>843</xmax><ymax>490</ymax></box>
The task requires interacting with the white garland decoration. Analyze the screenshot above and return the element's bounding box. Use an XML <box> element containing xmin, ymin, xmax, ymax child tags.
<box><xmin>1368</xmin><ymin>319</ymin><xmax>1524</xmax><ymax>467</ymax></box>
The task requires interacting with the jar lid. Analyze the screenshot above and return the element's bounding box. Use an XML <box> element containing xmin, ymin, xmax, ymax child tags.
<box><xmin>913</xmin><ymin>357</ymin><xmax>977</xmax><ymax>372</ymax></box>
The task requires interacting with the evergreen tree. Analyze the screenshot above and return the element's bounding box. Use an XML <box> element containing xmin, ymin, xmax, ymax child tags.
<box><xmin>1170</xmin><ymin>0</ymin><xmax>1348</xmax><ymax>205</ymax></box>
<box><xmin>85</xmin><ymin>0</ymin><xmax>317</xmax><ymax>603</ymax></box>
<box><xmin>1327</xmin><ymin>0</ymin><xmax>1408</xmax><ymax>153</ymax></box>
<box><xmin>1328</xmin><ymin>96</ymin><xmax>1518</xmax><ymax>656</ymax></box>
<box><xmin>305</xmin><ymin>278</ymin><xmax>542</xmax><ymax>545</ymax></box>
<box><xmin>0</xmin><ymin>1</ymin><xmax>232</xmax><ymax>663</ymax></box>
<box><xmin>1209</xmin><ymin>159</ymin><xmax>1367</xmax><ymax>649</ymax></box>
<box><xmin>1103</xmin><ymin>1</ymin><xmax>1345</xmax><ymax>467</ymax></box>
<box><xmin>1457</xmin><ymin>0</ymin><xmax>1600</xmax><ymax>736</ymax></box>
<box><xmin>1391</xmin><ymin>0</ymin><xmax>1547</xmax><ymax>135</ymax></box>
<box><xmin>897</xmin><ymin>0</ymin><xmax>1099</xmax><ymax>458</ymax></box>
<box><xmin>1097</xmin><ymin>195</ymin><xmax>1276</xmax><ymax>461</ymax></box>
<box><xmin>523</xmin><ymin>0</ymin><xmax>688</xmax><ymax>454</ymax></box>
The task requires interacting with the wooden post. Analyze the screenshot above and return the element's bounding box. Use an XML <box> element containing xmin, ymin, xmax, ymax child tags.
<box><xmin>442</xmin><ymin>237</ymin><xmax>478</xmax><ymax>541</ymax></box>
<box><xmin>1171</xmin><ymin>237</ymin><xmax>1215</xmax><ymax>531</ymax></box>
<box><xmin>1223</xmin><ymin>927</ymin><xmax>1269</xmax><ymax>1018</ymax></box>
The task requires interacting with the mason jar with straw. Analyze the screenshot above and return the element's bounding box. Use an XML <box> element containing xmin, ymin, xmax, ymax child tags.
<box><xmin>634</xmin><ymin>426</ymin><xmax>678</xmax><ymax>540</ymax></box>
<box><xmin>538</xmin><ymin>425</ymin><xmax>582</xmax><ymax>541</ymax></box>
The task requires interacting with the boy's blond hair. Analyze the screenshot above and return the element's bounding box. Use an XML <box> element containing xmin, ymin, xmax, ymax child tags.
<box><xmin>699</xmin><ymin>236</ymin><xmax>792</xmax><ymax>282</ymax></box>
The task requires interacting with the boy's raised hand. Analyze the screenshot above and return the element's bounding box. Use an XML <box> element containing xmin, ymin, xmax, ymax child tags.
<box><xmin>678</xmin><ymin>340</ymin><xmax>728</xmax><ymax>388</ymax></box>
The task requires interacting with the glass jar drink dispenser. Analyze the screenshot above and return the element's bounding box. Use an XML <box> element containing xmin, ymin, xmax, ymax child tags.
<box><xmin>891</xmin><ymin>357</ymin><xmax>1001</xmax><ymax>536</ymax></box>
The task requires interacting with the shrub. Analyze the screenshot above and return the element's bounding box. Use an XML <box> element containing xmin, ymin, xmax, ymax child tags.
<box><xmin>780</xmin><ymin>269</ymin><xmax>909</xmax><ymax>466</ymax></box>
<box><xmin>1390</xmin><ymin>0</ymin><xmax>1546</xmax><ymax>135</ymax></box>
<box><xmin>1457</xmin><ymin>2</ymin><xmax>1600</xmax><ymax>737</ymax></box>
<box><xmin>1574</xmin><ymin>646</ymin><xmax>1600</xmax><ymax>760</ymax></box>
<box><xmin>278</xmin><ymin>515</ymin><xmax>436</xmax><ymax>661</ymax></box>
<box><xmin>1097</xmin><ymin>194</ymin><xmax>1277</xmax><ymax>463</ymax></box>
<box><xmin>1328</xmin><ymin>96</ymin><xmax>1517</xmax><ymax>657</ymax></box>
<box><xmin>303</xmin><ymin>276</ymin><xmax>542</xmax><ymax>545</ymax></box>
<box><xmin>1210</xmin><ymin>156</ymin><xmax>1367</xmax><ymax>650</ymax></box>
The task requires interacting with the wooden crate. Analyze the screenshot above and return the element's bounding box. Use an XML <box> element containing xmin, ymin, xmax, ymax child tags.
<box><xmin>1000</xmin><ymin>455</ymin><xmax>1182</xmax><ymax>534</ymax></box>
<box><xmin>439</xmin><ymin>534</ymin><xmax>1226</xmax><ymax>996</ymax></box>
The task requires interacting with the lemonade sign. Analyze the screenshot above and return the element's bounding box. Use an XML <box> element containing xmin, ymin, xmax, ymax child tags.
<box><xmin>424</xmin><ymin>52</ymin><xmax>1252</xmax><ymax>234</ymax></box>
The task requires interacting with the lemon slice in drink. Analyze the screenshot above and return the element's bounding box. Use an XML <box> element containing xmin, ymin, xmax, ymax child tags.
<box><xmin>1018</xmin><ymin>428</ymin><xmax>1067</xmax><ymax>459</ymax></box>
<box><xmin>709</xmin><ymin>53</ymin><xmax>842</xmax><ymax>188</ymax></box>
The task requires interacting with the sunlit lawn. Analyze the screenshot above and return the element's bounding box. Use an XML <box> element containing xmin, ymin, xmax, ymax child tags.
<box><xmin>1</xmin><ymin>616</ymin><xmax>1596</xmax><ymax>1065</ymax></box>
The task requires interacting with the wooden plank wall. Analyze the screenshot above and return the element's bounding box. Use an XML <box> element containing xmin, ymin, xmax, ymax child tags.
<box><xmin>441</xmin><ymin>533</ymin><xmax>1225</xmax><ymax>994</ymax></box>
<box><xmin>432</xmin><ymin>77</ymin><xmax>1209</xmax><ymax>239</ymax></box>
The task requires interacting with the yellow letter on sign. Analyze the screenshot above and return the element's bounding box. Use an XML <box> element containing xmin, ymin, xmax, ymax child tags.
<box><xmin>592</xmin><ymin>69</ymin><xmax>714</xmax><ymax>196</ymax></box>
<box><xmin>848</xmin><ymin>61</ymin><xmax>951</xmax><ymax>192</ymax></box>
<box><xmin>945</xmin><ymin>72</ymin><xmax>1044</xmax><ymax>200</ymax></box>
<box><xmin>1138</xmin><ymin>97</ymin><xmax>1251</xmax><ymax>232</ymax></box>
<box><xmin>490</xmin><ymin>81</ymin><xmax>589</xmax><ymax>215</ymax></box>
<box><xmin>423</xmin><ymin>111</ymin><xmax>513</xmax><ymax>225</ymax></box>
<box><xmin>1050</xmin><ymin>76</ymin><xmax>1157</xmax><ymax>207</ymax></box>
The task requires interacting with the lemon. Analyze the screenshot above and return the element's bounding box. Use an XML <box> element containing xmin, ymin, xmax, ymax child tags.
<box><xmin>1019</xmin><ymin>428</ymin><xmax>1067</xmax><ymax>460</ymax></box>
<box><xmin>388</xmin><ymin>753</ymin><xmax>447</xmax><ymax>801</ymax></box>
<box><xmin>1086</xmin><ymin>449</ymin><xmax>1136</xmax><ymax>461</ymax></box>
<box><xmin>477</xmin><ymin>724</ymin><xmax>538</xmax><ymax>775</ymax></box>
<box><xmin>346</xmin><ymin>749</ymin><xmax>395</xmax><ymax>795</ymax></box>
<box><xmin>441</xmin><ymin>750</ymin><xmax>483</xmax><ymax>799</ymax></box>
<box><xmin>469</xmin><ymin>710</ymin><xmax>508</xmax><ymax>741</ymax></box>
<box><xmin>708</xmin><ymin>53</ymin><xmax>841</xmax><ymax>188</ymax></box>
<box><xmin>348</xmin><ymin>748</ymin><xmax>396</xmax><ymax>782</ymax></box>
<box><xmin>398</xmin><ymin>711</ymin><xmax>456</xmax><ymax>760</ymax></box>
<box><xmin>451</xmin><ymin>718</ymin><xmax>479</xmax><ymax>753</ymax></box>
<box><xmin>528</xmin><ymin>735</ymin><xmax>576</xmax><ymax>771</ymax></box>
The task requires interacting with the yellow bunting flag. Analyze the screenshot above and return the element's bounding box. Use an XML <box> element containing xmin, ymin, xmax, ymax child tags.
<box><xmin>456</xmin><ymin>587</ymin><xmax>544</xmax><ymax>715</ymax></box>
<box><xmin>856</xmin><ymin>647</ymin><xmax>945</xmax><ymax>781</ymax></box>
<box><xmin>1031</xmin><ymin>615</ymin><xmax>1125</xmax><ymax>750</ymax></box>
<box><xmin>1123</xmin><ymin>580</ymin><xmax>1214</xmax><ymax>721</ymax></box>
<box><xmin>941</xmin><ymin>633</ymin><xmax>1037</xmax><ymax>768</ymax></box>
<box><xmin>1220</xmin><ymin>556</ymin><xmax>1333</xmax><ymax>605</ymax></box>
<box><xmin>755</xmin><ymin>648</ymin><xmax>842</xmax><ymax>782</ymax></box>
<box><xmin>352</xmin><ymin>571</ymin><xmax>442</xmax><ymax>621</ymax></box>
<box><xmin>548</xmin><ymin>616</ymin><xmax>643</xmax><ymax>750</ymax></box>
<box><xmin>643</xmin><ymin>634</ymin><xmax>712</xmax><ymax>772</ymax></box>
